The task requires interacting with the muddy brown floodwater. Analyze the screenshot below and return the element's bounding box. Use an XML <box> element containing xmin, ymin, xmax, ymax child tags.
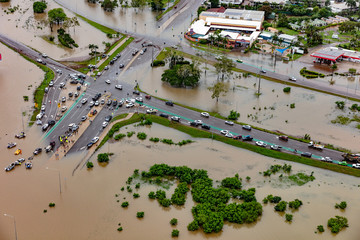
<box><xmin>1</xmin><ymin>123</ymin><xmax>359</xmax><ymax>240</ymax></box>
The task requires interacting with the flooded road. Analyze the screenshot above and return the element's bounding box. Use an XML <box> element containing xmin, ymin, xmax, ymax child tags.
<box><xmin>1</xmin><ymin>123</ymin><xmax>359</xmax><ymax>239</ymax></box>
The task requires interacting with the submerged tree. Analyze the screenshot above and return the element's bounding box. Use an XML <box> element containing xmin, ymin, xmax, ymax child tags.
<box><xmin>208</xmin><ymin>82</ymin><xmax>228</xmax><ymax>102</ymax></box>
<box><xmin>48</xmin><ymin>8</ymin><xmax>67</xmax><ymax>32</ymax></box>
<box><xmin>214</xmin><ymin>56</ymin><xmax>235</xmax><ymax>80</ymax></box>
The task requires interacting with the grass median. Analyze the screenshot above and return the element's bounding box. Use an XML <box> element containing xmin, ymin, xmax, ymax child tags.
<box><xmin>97</xmin><ymin>113</ymin><xmax>360</xmax><ymax>177</ymax></box>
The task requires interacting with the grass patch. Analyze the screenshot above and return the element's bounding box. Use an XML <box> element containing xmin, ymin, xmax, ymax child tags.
<box><xmin>111</xmin><ymin>113</ymin><xmax>128</xmax><ymax>122</ymax></box>
<box><xmin>331</xmin><ymin>115</ymin><xmax>351</xmax><ymax>125</ymax></box>
<box><xmin>75</xmin><ymin>13</ymin><xmax>119</xmax><ymax>35</ymax></box>
<box><xmin>98</xmin><ymin>37</ymin><xmax>134</xmax><ymax>71</ymax></box>
<box><xmin>156</xmin><ymin>0</ymin><xmax>180</xmax><ymax>20</ymax></box>
<box><xmin>276</xmin><ymin>27</ymin><xmax>299</xmax><ymax>36</ymax></box>
<box><xmin>285</xmin><ymin>172</ymin><xmax>315</xmax><ymax>186</ymax></box>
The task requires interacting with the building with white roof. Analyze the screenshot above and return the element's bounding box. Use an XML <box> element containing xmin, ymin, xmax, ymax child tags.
<box><xmin>220</xmin><ymin>0</ymin><xmax>243</xmax><ymax>5</ymax></box>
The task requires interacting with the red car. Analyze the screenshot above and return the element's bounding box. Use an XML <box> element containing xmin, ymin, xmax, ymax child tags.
<box><xmin>233</xmin><ymin>135</ymin><xmax>242</xmax><ymax>140</ymax></box>
<box><xmin>279</xmin><ymin>135</ymin><xmax>288</xmax><ymax>141</ymax></box>
<box><xmin>145</xmin><ymin>95</ymin><xmax>151</xmax><ymax>100</ymax></box>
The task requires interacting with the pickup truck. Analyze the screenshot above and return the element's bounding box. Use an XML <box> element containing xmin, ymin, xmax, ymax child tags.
<box><xmin>308</xmin><ymin>141</ymin><xmax>324</xmax><ymax>150</ymax></box>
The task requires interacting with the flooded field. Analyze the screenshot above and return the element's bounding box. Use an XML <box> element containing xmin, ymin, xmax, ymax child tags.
<box><xmin>1</xmin><ymin>123</ymin><xmax>359</xmax><ymax>240</ymax></box>
<box><xmin>123</xmin><ymin>60</ymin><xmax>360</xmax><ymax>152</ymax></box>
<box><xmin>0</xmin><ymin>0</ymin><xmax>111</xmax><ymax>60</ymax></box>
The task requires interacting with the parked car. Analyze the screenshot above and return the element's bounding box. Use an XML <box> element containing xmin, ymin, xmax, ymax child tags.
<box><xmin>119</xmin><ymin>64</ymin><xmax>124</xmax><ymax>68</ymax></box>
<box><xmin>102</xmin><ymin>121</ymin><xmax>109</xmax><ymax>128</ymax></box>
<box><xmin>190</xmin><ymin>122</ymin><xmax>197</xmax><ymax>127</ymax></box>
<box><xmin>338</xmin><ymin>161</ymin><xmax>348</xmax><ymax>166</ymax></box>
<box><xmin>225</xmin><ymin>132</ymin><xmax>234</xmax><ymax>138</ymax></box>
<box><xmin>107</xmin><ymin>99</ymin><xmax>112</xmax><ymax>106</ymax></box>
<box><xmin>59</xmin><ymin>82</ymin><xmax>65</xmax><ymax>88</ymax></box>
<box><xmin>61</xmin><ymin>97</ymin><xmax>66</xmax><ymax>102</ymax></box>
<box><xmin>165</xmin><ymin>101</ymin><xmax>174</xmax><ymax>106</ymax></box>
<box><xmin>91</xmin><ymin>137</ymin><xmax>99</xmax><ymax>144</ymax></box>
<box><xmin>42</xmin><ymin>124</ymin><xmax>49</xmax><ymax>131</ymax></box>
<box><xmin>233</xmin><ymin>135</ymin><xmax>242</xmax><ymax>140</ymax></box>
<box><xmin>33</xmin><ymin>147</ymin><xmax>42</xmax><ymax>155</ymax></box>
<box><xmin>301</xmin><ymin>152</ymin><xmax>312</xmax><ymax>158</ymax></box>
<box><xmin>49</xmin><ymin>81</ymin><xmax>54</xmax><ymax>87</ymax></box>
<box><xmin>201</xmin><ymin>112</ymin><xmax>210</xmax><ymax>118</ymax></box>
<box><xmin>320</xmin><ymin>157</ymin><xmax>332</xmax><ymax>162</ymax></box>
<box><xmin>87</xmin><ymin>142</ymin><xmax>94</xmax><ymax>149</ymax></box>
<box><xmin>225</xmin><ymin>120</ymin><xmax>234</xmax><ymax>126</ymax></box>
<box><xmin>41</xmin><ymin>105</ymin><xmax>46</xmax><ymax>111</ymax></box>
<box><xmin>171</xmin><ymin>116</ymin><xmax>180</xmax><ymax>122</ymax></box>
<box><xmin>242</xmin><ymin>125</ymin><xmax>251</xmax><ymax>131</ymax></box>
<box><xmin>105</xmin><ymin>115</ymin><xmax>112</xmax><ymax>122</ymax></box>
<box><xmin>135</xmin><ymin>97</ymin><xmax>143</xmax><ymax>102</ymax></box>
<box><xmin>112</xmin><ymin>100</ymin><xmax>118</xmax><ymax>106</ymax></box>
<box><xmin>48</xmin><ymin>120</ymin><xmax>55</xmax><ymax>126</ymax></box>
<box><xmin>81</xmin><ymin>116</ymin><xmax>87</xmax><ymax>121</ymax></box>
<box><xmin>352</xmin><ymin>163</ymin><xmax>360</xmax><ymax>169</ymax></box>
<box><xmin>61</xmin><ymin>106</ymin><xmax>67</xmax><ymax>112</ymax></box>
<box><xmin>89</xmin><ymin>101</ymin><xmax>95</xmax><ymax>107</ymax></box>
<box><xmin>126</xmin><ymin>103</ymin><xmax>134</xmax><ymax>108</ymax></box>
<box><xmin>160</xmin><ymin>113</ymin><xmax>169</xmax><ymax>118</ymax></box>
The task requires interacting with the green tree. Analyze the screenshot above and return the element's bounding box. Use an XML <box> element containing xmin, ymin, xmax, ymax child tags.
<box><xmin>88</xmin><ymin>44</ymin><xmax>99</xmax><ymax>56</ymax></box>
<box><xmin>151</xmin><ymin>0</ymin><xmax>165</xmax><ymax>10</ymax></box>
<box><xmin>214</xmin><ymin>56</ymin><xmax>235</xmax><ymax>80</ymax></box>
<box><xmin>289</xmin><ymin>199</ymin><xmax>303</xmax><ymax>209</ymax></box>
<box><xmin>136</xmin><ymin>211</ymin><xmax>145</xmax><ymax>218</ymax></box>
<box><xmin>259</xmin><ymin>5</ymin><xmax>272</xmax><ymax>19</ymax></box>
<box><xmin>208</xmin><ymin>82</ymin><xmax>228</xmax><ymax>102</ymax></box>
<box><xmin>197</xmin><ymin>6</ymin><xmax>206</xmax><ymax>17</ymax></box>
<box><xmin>228</xmin><ymin>110</ymin><xmax>240</xmax><ymax>120</ymax></box>
<box><xmin>285</xmin><ymin>214</ymin><xmax>293</xmax><ymax>222</ymax></box>
<box><xmin>335</xmin><ymin>201</ymin><xmax>347</xmax><ymax>210</ymax></box>
<box><xmin>33</xmin><ymin>1</ymin><xmax>47</xmax><ymax>13</ymax></box>
<box><xmin>131</xmin><ymin>0</ymin><xmax>147</xmax><ymax>8</ymax></box>
<box><xmin>86</xmin><ymin>161</ymin><xmax>94</xmax><ymax>168</ymax></box>
<box><xmin>277</xmin><ymin>13</ymin><xmax>289</xmax><ymax>28</ymax></box>
<box><xmin>48</xmin><ymin>8</ymin><xmax>67</xmax><ymax>32</ymax></box>
<box><xmin>327</xmin><ymin>216</ymin><xmax>348</xmax><ymax>233</ymax></box>
<box><xmin>274</xmin><ymin>201</ymin><xmax>287</xmax><ymax>212</ymax></box>
<box><xmin>171</xmin><ymin>229</ymin><xmax>179</xmax><ymax>237</ymax></box>
<box><xmin>170</xmin><ymin>218</ymin><xmax>178</xmax><ymax>225</ymax></box>
<box><xmin>161</xmin><ymin>63</ymin><xmax>201</xmax><ymax>88</ymax></box>
<box><xmin>209</xmin><ymin>0</ymin><xmax>219</xmax><ymax>8</ymax></box>
<box><xmin>121</xmin><ymin>201</ymin><xmax>129</xmax><ymax>207</ymax></box>
<box><xmin>335</xmin><ymin>101</ymin><xmax>345</xmax><ymax>110</ymax></box>
<box><xmin>317</xmin><ymin>225</ymin><xmax>325</xmax><ymax>232</ymax></box>
<box><xmin>97</xmin><ymin>153</ymin><xmax>109</xmax><ymax>163</ymax></box>
<box><xmin>101</xmin><ymin>0</ymin><xmax>118</xmax><ymax>11</ymax></box>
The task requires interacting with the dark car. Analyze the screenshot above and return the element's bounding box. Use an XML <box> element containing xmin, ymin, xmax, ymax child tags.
<box><xmin>233</xmin><ymin>135</ymin><xmax>242</xmax><ymax>140</ymax></box>
<box><xmin>68</xmin><ymin>92</ymin><xmax>73</xmax><ymax>97</ymax></box>
<box><xmin>92</xmin><ymin>93</ymin><xmax>101</xmax><ymax>101</ymax></box>
<box><xmin>165</xmin><ymin>101</ymin><xmax>174</xmax><ymax>106</ymax></box>
<box><xmin>301</xmin><ymin>152</ymin><xmax>312</xmax><ymax>158</ymax></box>
<box><xmin>33</xmin><ymin>148</ymin><xmax>42</xmax><ymax>155</ymax></box>
<box><xmin>119</xmin><ymin>64</ymin><xmax>124</xmax><ymax>68</ymax></box>
<box><xmin>145</xmin><ymin>95</ymin><xmax>151</xmax><ymax>100</ymax></box>
<box><xmin>279</xmin><ymin>135</ymin><xmax>289</xmax><ymax>141</ymax></box>
<box><xmin>190</xmin><ymin>122</ymin><xmax>197</xmax><ymax>127</ymax></box>
<box><xmin>70</xmin><ymin>80</ymin><xmax>78</xmax><ymax>84</ymax></box>
<box><xmin>87</xmin><ymin>142</ymin><xmax>94</xmax><ymax>149</ymax></box>
<box><xmin>112</xmin><ymin>100</ymin><xmax>118</xmax><ymax>106</ymax></box>
<box><xmin>105</xmin><ymin>115</ymin><xmax>113</xmax><ymax>122</ymax></box>
<box><xmin>201</xmin><ymin>124</ymin><xmax>211</xmax><ymax>130</ymax></box>
<box><xmin>109</xmin><ymin>60</ymin><xmax>115</xmax><ymax>65</ymax></box>
<box><xmin>160</xmin><ymin>113</ymin><xmax>169</xmax><ymax>118</ymax></box>
<box><xmin>107</xmin><ymin>99</ymin><xmax>112</xmax><ymax>106</ymax></box>
<box><xmin>77</xmin><ymin>85</ymin><xmax>81</xmax><ymax>91</ymax></box>
<box><xmin>242</xmin><ymin>135</ymin><xmax>253</xmax><ymax>141</ymax></box>
<box><xmin>133</xmin><ymin>90</ymin><xmax>140</xmax><ymax>95</ymax></box>
<box><xmin>48</xmin><ymin>120</ymin><xmax>56</xmax><ymax>126</ymax></box>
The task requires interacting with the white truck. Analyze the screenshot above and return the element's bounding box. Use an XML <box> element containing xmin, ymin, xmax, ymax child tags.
<box><xmin>308</xmin><ymin>141</ymin><xmax>324</xmax><ymax>150</ymax></box>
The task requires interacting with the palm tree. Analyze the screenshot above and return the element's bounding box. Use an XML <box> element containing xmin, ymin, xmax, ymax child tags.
<box><xmin>88</xmin><ymin>44</ymin><xmax>99</xmax><ymax>64</ymax></box>
<box><xmin>330</xmin><ymin>63</ymin><xmax>337</xmax><ymax>85</ymax></box>
<box><xmin>208</xmin><ymin>34</ymin><xmax>216</xmax><ymax>46</ymax></box>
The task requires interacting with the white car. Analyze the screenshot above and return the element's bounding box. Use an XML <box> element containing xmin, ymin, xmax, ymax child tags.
<box><xmin>115</xmin><ymin>85</ymin><xmax>122</xmax><ymax>90</ymax></box>
<box><xmin>36</xmin><ymin>58</ymin><xmax>43</xmax><ymax>63</ymax></box>
<box><xmin>146</xmin><ymin>108</ymin><xmax>158</xmax><ymax>114</ymax></box>
<box><xmin>225</xmin><ymin>120</ymin><xmax>234</xmax><ymax>126</ymax></box>
<box><xmin>220</xmin><ymin>130</ymin><xmax>229</xmax><ymax>135</ymax></box>
<box><xmin>42</xmin><ymin>53</ymin><xmax>48</xmax><ymax>58</ymax></box>
<box><xmin>105</xmin><ymin>79</ymin><xmax>111</xmax><ymax>84</ymax></box>
<box><xmin>36</xmin><ymin>112</ymin><xmax>44</xmax><ymax>120</ymax></box>
<box><xmin>126</xmin><ymin>103</ymin><xmax>134</xmax><ymax>108</ymax></box>
<box><xmin>352</xmin><ymin>163</ymin><xmax>360</xmax><ymax>169</ymax></box>
<box><xmin>95</xmin><ymin>101</ymin><xmax>99</xmax><ymax>106</ymax></box>
<box><xmin>321</xmin><ymin>157</ymin><xmax>333</xmax><ymax>162</ymax></box>
<box><xmin>201</xmin><ymin>112</ymin><xmax>210</xmax><ymax>118</ymax></box>
<box><xmin>61</xmin><ymin>106</ymin><xmax>67</xmax><ymax>112</ymax></box>
<box><xmin>225</xmin><ymin>132</ymin><xmax>233</xmax><ymax>138</ymax></box>
<box><xmin>41</xmin><ymin>105</ymin><xmax>46</xmax><ymax>111</ymax></box>
<box><xmin>104</xmin><ymin>65</ymin><xmax>109</xmax><ymax>70</ymax></box>
<box><xmin>56</xmin><ymin>69</ymin><xmax>62</xmax><ymax>74</ymax></box>
<box><xmin>194</xmin><ymin>120</ymin><xmax>203</xmax><ymax>125</ymax></box>
<box><xmin>289</xmin><ymin>76</ymin><xmax>297</xmax><ymax>81</ymax></box>
<box><xmin>135</xmin><ymin>97</ymin><xmax>143</xmax><ymax>102</ymax></box>
<box><xmin>102</xmin><ymin>121</ymin><xmax>109</xmax><ymax>128</ymax></box>
<box><xmin>81</xmin><ymin>98</ymin><xmax>88</xmax><ymax>104</ymax></box>
<box><xmin>255</xmin><ymin>141</ymin><xmax>267</xmax><ymax>147</ymax></box>
<box><xmin>91</xmin><ymin>137</ymin><xmax>99</xmax><ymax>144</ymax></box>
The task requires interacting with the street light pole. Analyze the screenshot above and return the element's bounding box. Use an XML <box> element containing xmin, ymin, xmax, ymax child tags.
<box><xmin>257</xmin><ymin>67</ymin><xmax>262</xmax><ymax>95</ymax></box>
<box><xmin>4</xmin><ymin>214</ymin><xmax>17</xmax><ymax>240</ymax></box>
<box><xmin>46</xmin><ymin>167</ymin><xmax>62</xmax><ymax>194</ymax></box>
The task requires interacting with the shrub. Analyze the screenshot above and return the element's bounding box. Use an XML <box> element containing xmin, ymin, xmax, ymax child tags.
<box><xmin>171</xmin><ymin>229</ymin><xmax>179</xmax><ymax>237</ymax></box>
<box><xmin>150</xmin><ymin>137</ymin><xmax>160</xmax><ymax>142</ymax></box>
<box><xmin>285</xmin><ymin>214</ymin><xmax>293</xmax><ymax>222</ymax></box>
<box><xmin>187</xmin><ymin>220</ymin><xmax>199</xmax><ymax>231</ymax></box>
<box><xmin>161</xmin><ymin>138</ymin><xmax>174</xmax><ymax>145</ymax></box>
<box><xmin>117</xmin><ymin>227</ymin><xmax>123</xmax><ymax>231</ymax></box>
<box><xmin>327</xmin><ymin>216</ymin><xmax>348</xmax><ymax>233</ymax></box>
<box><xmin>160</xmin><ymin>198</ymin><xmax>172</xmax><ymax>207</ymax></box>
<box><xmin>283</xmin><ymin>87</ymin><xmax>291</xmax><ymax>93</ymax></box>
<box><xmin>335</xmin><ymin>101</ymin><xmax>345</xmax><ymax>110</ymax></box>
<box><xmin>221</xmin><ymin>175</ymin><xmax>242</xmax><ymax>189</ymax></box>
<box><xmin>133</xmin><ymin>193</ymin><xmax>140</xmax><ymax>198</ymax></box>
<box><xmin>49</xmin><ymin>202</ymin><xmax>55</xmax><ymax>207</ymax></box>
<box><xmin>152</xmin><ymin>60</ymin><xmax>165</xmax><ymax>67</ymax></box>
<box><xmin>23</xmin><ymin>96</ymin><xmax>29</xmax><ymax>101</ymax></box>
<box><xmin>137</xmin><ymin>132</ymin><xmax>147</xmax><ymax>140</ymax></box>
<box><xmin>49</xmin><ymin>36</ymin><xmax>55</xmax><ymax>41</ymax></box>
<box><xmin>148</xmin><ymin>191</ymin><xmax>156</xmax><ymax>199</ymax></box>
<box><xmin>135</xmin><ymin>183</ymin><xmax>140</xmax><ymax>189</ymax></box>
<box><xmin>121</xmin><ymin>201</ymin><xmax>129</xmax><ymax>208</ymax></box>
<box><xmin>289</xmin><ymin>199</ymin><xmax>303</xmax><ymax>209</ymax></box>
<box><xmin>274</xmin><ymin>201</ymin><xmax>287</xmax><ymax>212</ymax></box>
<box><xmin>114</xmin><ymin>133</ymin><xmax>126</xmax><ymax>140</ymax></box>
<box><xmin>97</xmin><ymin>153</ymin><xmax>109</xmax><ymax>163</ymax></box>
<box><xmin>136</xmin><ymin>212</ymin><xmax>144</xmax><ymax>218</ymax></box>
<box><xmin>290</xmin><ymin>103</ymin><xmax>295</xmax><ymax>109</ymax></box>
<box><xmin>317</xmin><ymin>225</ymin><xmax>325</xmax><ymax>232</ymax></box>
<box><xmin>170</xmin><ymin>218</ymin><xmax>178</xmax><ymax>226</ymax></box>
<box><xmin>127</xmin><ymin>131</ymin><xmax>135</xmax><ymax>137</ymax></box>
<box><xmin>86</xmin><ymin>161</ymin><xmax>94</xmax><ymax>169</ymax></box>
<box><xmin>228</xmin><ymin>110</ymin><xmax>240</xmax><ymax>120</ymax></box>
<box><xmin>335</xmin><ymin>201</ymin><xmax>347</xmax><ymax>210</ymax></box>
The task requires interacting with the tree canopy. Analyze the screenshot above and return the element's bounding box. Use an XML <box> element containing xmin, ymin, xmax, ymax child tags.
<box><xmin>214</xmin><ymin>56</ymin><xmax>235</xmax><ymax>80</ymax></box>
<box><xmin>33</xmin><ymin>1</ymin><xmax>47</xmax><ymax>13</ymax></box>
<box><xmin>208</xmin><ymin>81</ymin><xmax>228</xmax><ymax>102</ymax></box>
<box><xmin>48</xmin><ymin>8</ymin><xmax>67</xmax><ymax>32</ymax></box>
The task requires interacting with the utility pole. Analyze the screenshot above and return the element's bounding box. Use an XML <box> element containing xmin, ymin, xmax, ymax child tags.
<box><xmin>151</xmin><ymin>46</ymin><xmax>154</xmax><ymax>67</ymax></box>
<box><xmin>257</xmin><ymin>67</ymin><xmax>262</xmax><ymax>95</ymax></box>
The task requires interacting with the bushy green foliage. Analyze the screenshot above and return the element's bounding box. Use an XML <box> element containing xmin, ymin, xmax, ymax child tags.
<box><xmin>290</xmin><ymin>103</ymin><xmax>295</xmax><ymax>109</ymax></box>
<box><xmin>133</xmin><ymin>193</ymin><xmax>140</xmax><ymax>198</ymax></box>
<box><xmin>127</xmin><ymin>131</ymin><xmax>135</xmax><ymax>137</ymax></box>
<box><xmin>289</xmin><ymin>199</ymin><xmax>303</xmax><ymax>210</ymax></box>
<box><xmin>148</xmin><ymin>191</ymin><xmax>156</xmax><ymax>199</ymax></box>
<box><xmin>114</xmin><ymin>133</ymin><xmax>126</xmax><ymax>140</ymax></box>
<box><xmin>231</xmin><ymin>188</ymin><xmax>257</xmax><ymax>202</ymax></box>
<box><xmin>117</xmin><ymin>227</ymin><xmax>123</xmax><ymax>231</ymax></box>
<box><xmin>300</xmin><ymin>68</ymin><xmax>325</xmax><ymax>78</ymax></box>
<box><xmin>263</xmin><ymin>164</ymin><xmax>292</xmax><ymax>176</ymax></box>
<box><xmin>274</xmin><ymin>201</ymin><xmax>287</xmax><ymax>212</ymax></box>
<box><xmin>187</xmin><ymin>220</ymin><xmax>200</xmax><ymax>231</ymax></box>
<box><xmin>57</xmin><ymin>28</ymin><xmax>78</xmax><ymax>49</ymax></box>
<box><xmin>121</xmin><ymin>201</ymin><xmax>129</xmax><ymax>208</ymax></box>
<box><xmin>171</xmin><ymin>182</ymin><xmax>190</xmax><ymax>205</ymax></box>
<box><xmin>287</xmin><ymin>172</ymin><xmax>315</xmax><ymax>186</ymax></box>
<box><xmin>33</xmin><ymin>1</ymin><xmax>47</xmax><ymax>13</ymax></box>
<box><xmin>150</xmin><ymin>137</ymin><xmax>160</xmax><ymax>142</ymax></box>
<box><xmin>285</xmin><ymin>214</ymin><xmax>293</xmax><ymax>222</ymax></box>
<box><xmin>135</xmin><ymin>183</ymin><xmax>140</xmax><ymax>189</ymax></box>
<box><xmin>263</xmin><ymin>195</ymin><xmax>282</xmax><ymax>204</ymax></box>
<box><xmin>228</xmin><ymin>110</ymin><xmax>240</xmax><ymax>120</ymax></box>
<box><xmin>171</xmin><ymin>229</ymin><xmax>179</xmax><ymax>237</ymax></box>
<box><xmin>152</xmin><ymin>60</ymin><xmax>165</xmax><ymax>67</ymax></box>
<box><xmin>221</xmin><ymin>175</ymin><xmax>242</xmax><ymax>189</ymax></box>
<box><xmin>327</xmin><ymin>216</ymin><xmax>348</xmax><ymax>233</ymax></box>
<box><xmin>49</xmin><ymin>202</ymin><xmax>56</xmax><ymax>207</ymax></box>
<box><xmin>335</xmin><ymin>101</ymin><xmax>345</xmax><ymax>110</ymax></box>
<box><xmin>160</xmin><ymin>198</ymin><xmax>172</xmax><ymax>207</ymax></box>
<box><xmin>170</xmin><ymin>218</ymin><xmax>178</xmax><ymax>226</ymax></box>
<box><xmin>335</xmin><ymin>201</ymin><xmax>347</xmax><ymax>210</ymax></box>
<box><xmin>136</xmin><ymin>212</ymin><xmax>144</xmax><ymax>218</ymax></box>
<box><xmin>97</xmin><ymin>153</ymin><xmax>109</xmax><ymax>163</ymax></box>
<box><xmin>86</xmin><ymin>161</ymin><xmax>94</xmax><ymax>168</ymax></box>
<box><xmin>137</xmin><ymin>132</ymin><xmax>147</xmax><ymax>140</ymax></box>
<box><xmin>161</xmin><ymin>63</ymin><xmax>201</xmax><ymax>88</ymax></box>
<box><xmin>317</xmin><ymin>225</ymin><xmax>325</xmax><ymax>232</ymax></box>
<box><xmin>283</xmin><ymin>87</ymin><xmax>291</xmax><ymax>93</ymax></box>
<box><xmin>177</xmin><ymin>139</ymin><xmax>193</xmax><ymax>146</ymax></box>
<box><xmin>161</xmin><ymin>138</ymin><xmax>174</xmax><ymax>145</ymax></box>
